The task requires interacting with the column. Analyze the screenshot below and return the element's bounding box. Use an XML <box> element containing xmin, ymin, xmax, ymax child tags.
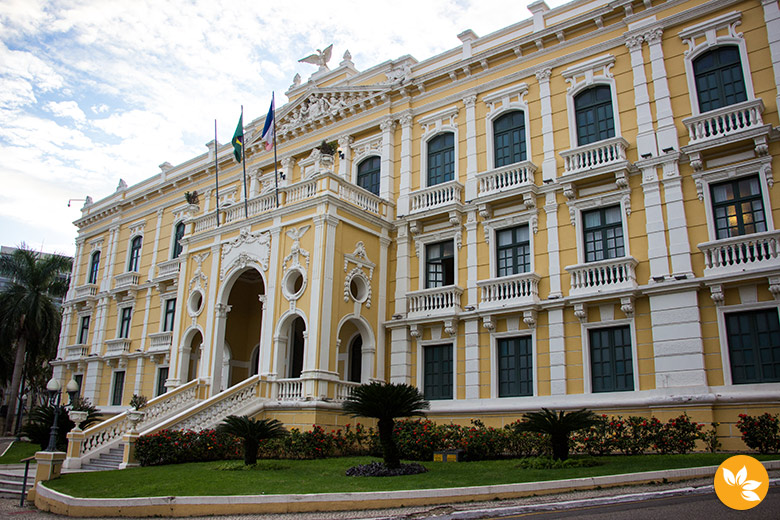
<box><xmin>544</xmin><ymin>192</ymin><xmax>562</xmax><ymax>298</ymax></box>
<box><xmin>317</xmin><ymin>214</ymin><xmax>339</xmax><ymax>374</ymax></box>
<box><xmin>645</xmin><ymin>28</ymin><xmax>678</xmax><ymax>153</ymax></box>
<box><xmin>625</xmin><ymin>34</ymin><xmax>658</xmax><ymax>157</ymax></box>
<box><xmin>463</xmin><ymin>95</ymin><xmax>478</xmax><ymax>200</ymax></box>
<box><xmin>536</xmin><ymin>68</ymin><xmax>556</xmax><ymax>182</ymax></box>
<box><xmin>761</xmin><ymin>0</ymin><xmax>780</xmax><ymax>115</ymax></box>
<box><xmin>390</xmin><ymin>327</ymin><xmax>412</xmax><ymax>384</ymax></box>
<box><xmin>375</xmin><ymin>235</ymin><xmax>391</xmax><ymax>379</ymax></box>
<box><xmin>259</xmin><ymin>224</ymin><xmax>282</xmax><ymax>377</ymax></box>
<box><xmin>337</xmin><ymin>135</ymin><xmax>353</xmax><ymax>179</ymax></box>
<box><xmin>202</xmin><ymin>242</ymin><xmax>221</xmax><ymax>394</ymax></box>
<box><xmin>210</xmin><ymin>302</ymin><xmax>230</xmax><ymax>393</ymax></box>
<box><xmin>379</xmin><ymin>118</ymin><xmax>396</xmax><ymax>203</ymax></box>
<box><xmin>148</xmin><ymin>208</ymin><xmax>164</xmax><ymax>281</ymax></box>
<box><xmin>102</xmin><ymin>225</ymin><xmax>120</xmax><ymax>293</ymax></box>
<box><xmin>650</xmin><ymin>291</ymin><xmax>707</xmax><ymax>388</ymax></box>
<box><xmin>397</xmin><ymin>112</ymin><xmax>413</xmax><ymax>215</ymax></box>
<box><xmin>641</xmin><ymin>166</ymin><xmax>671</xmax><ymax>280</ymax></box>
<box><xmin>390</xmin><ymin>222</ymin><xmax>412</xmax><ymax>384</ymax></box>
<box><xmin>547</xmin><ymin>304</ymin><xmax>566</xmax><ymax>395</ymax></box>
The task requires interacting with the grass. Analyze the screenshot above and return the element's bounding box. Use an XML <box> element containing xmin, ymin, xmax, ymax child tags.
<box><xmin>46</xmin><ymin>453</ymin><xmax>780</xmax><ymax>498</ymax></box>
<box><xmin>0</xmin><ymin>441</ymin><xmax>39</xmax><ymax>464</ymax></box>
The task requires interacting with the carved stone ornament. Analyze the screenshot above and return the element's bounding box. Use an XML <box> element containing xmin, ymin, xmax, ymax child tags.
<box><xmin>283</xmin><ymin>225</ymin><xmax>311</xmax><ymax>272</ymax></box>
<box><xmin>189</xmin><ymin>251</ymin><xmax>210</xmax><ymax>292</ymax></box>
<box><xmin>344</xmin><ymin>241</ymin><xmax>376</xmax><ymax>308</ymax></box>
<box><xmin>220</xmin><ymin>227</ymin><xmax>271</xmax><ymax>280</ymax></box>
<box><xmin>482</xmin><ymin>315</ymin><xmax>495</xmax><ymax>330</ymax></box>
<box><xmin>278</xmin><ymin>89</ymin><xmax>388</xmax><ymax>138</ymax></box>
<box><xmin>574</xmin><ymin>303</ymin><xmax>587</xmax><ymax>322</ymax></box>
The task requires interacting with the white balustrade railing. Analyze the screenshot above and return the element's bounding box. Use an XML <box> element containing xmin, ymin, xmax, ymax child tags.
<box><xmin>334</xmin><ymin>381</ymin><xmax>359</xmax><ymax>402</ymax></box>
<box><xmin>156</xmin><ymin>258</ymin><xmax>181</xmax><ymax>279</ymax></box>
<box><xmin>247</xmin><ymin>192</ymin><xmax>279</xmax><ymax>215</ymax></box>
<box><xmin>477</xmin><ymin>162</ymin><xmax>536</xmax><ymax>196</ymax></box>
<box><xmin>410</xmin><ymin>180</ymin><xmax>463</xmax><ymax>214</ymax></box>
<box><xmin>560</xmin><ymin>137</ymin><xmax>629</xmax><ymax>175</ymax></box>
<box><xmin>276</xmin><ymin>378</ymin><xmax>304</xmax><ymax>401</ymax></box>
<box><xmin>165</xmin><ymin>376</ymin><xmax>265</xmax><ymax>431</ymax></box>
<box><xmin>114</xmin><ymin>271</ymin><xmax>140</xmax><ymax>290</ymax></box>
<box><xmin>74</xmin><ymin>283</ymin><xmax>98</xmax><ymax>299</ymax></box>
<box><xmin>408</xmin><ymin>286</ymin><xmax>463</xmax><ymax>316</ymax></box>
<box><xmin>148</xmin><ymin>331</ymin><xmax>173</xmax><ymax>351</ymax></box>
<box><xmin>77</xmin><ymin>379</ymin><xmax>203</xmax><ymax>460</ymax></box>
<box><xmin>193</xmin><ymin>212</ymin><xmax>218</xmax><ymax>233</ymax></box>
<box><xmin>105</xmin><ymin>338</ymin><xmax>131</xmax><ymax>355</ymax></box>
<box><xmin>477</xmin><ymin>273</ymin><xmax>540</xmax><ymax>308</ymax></box>
<box><xmin>65</xmin><ymin>344</ymin><xmax>89</xmax><ymax>360</ymax></box>
<box><xmin>286</xmin><ymin>179</ymin><xmax>318</xmax><ymax>204</ymax></box>
<box><xmin>566</xmin><ymin>257</ymin><xmax>638</xmax><ymax>296</ymax></box>
<box><xmin>338</xmin><ymin>183</ymin><xmax>380</xmax><ymax>214</ymax></box>
<box><xmin>684</xmin><ymin>99</ymin><xmax>765</xmax><ymax>145</ymax></box>
<box><xmin>699</xmin><ymin>230</ymin><xmax>780</xmax><ymax>276</ymax></box>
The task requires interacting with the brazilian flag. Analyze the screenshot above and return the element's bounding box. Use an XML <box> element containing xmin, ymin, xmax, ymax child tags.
<box><xmin>231</xmin><ymin>114</ymin><xmax>243</xmax><ymax>163</ymax></box>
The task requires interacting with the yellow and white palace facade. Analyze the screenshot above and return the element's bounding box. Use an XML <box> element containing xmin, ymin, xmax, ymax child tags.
<box><xmin>54</xmin><ymin>0</ymin><xmax>780</xmax><ymax>468</ymax></box>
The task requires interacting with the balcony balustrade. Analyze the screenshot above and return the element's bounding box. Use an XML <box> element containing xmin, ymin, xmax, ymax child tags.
<box><xmin>105</xmin><ymin>338</ymin><xmax>131</xmax><ymax>355</ymax></box>
<box><xmin>409</xmin><ymin>180</ymin><xmax>464</xmax><ymax>216</ymax></box>
<box><xmin>699</xmin><ymin>230</ymin><xmax>780</xmax><ymax>278</ymax></box>
<box><xmin>683</xmin><ymin>99</ymin><xmax>767</xmax><ymax>148</ymax></box>
<box><xmin>559</xmin><ymin>137</ymin><xmax>630</xmax><ymax>179</ymax></box>
<box><xmin>148</xmin><ymin>331</ymin><xmax>173</xmax><ymax>352</ymax></box>
<box><xmin>476</xmin><ymin>161</ymin><xmax>536</xmax><ymax>197</ymax></box>
<box><xmin>155</xmin><ymin>258</ymin><xmax>181</xmax><ymax>283</ymax></box>
<box><xmin>73</xmin><ymin>283</ymin><xmax>98</xmax><ymax>301</ymax></box>
<box><xmin>566</xmin><ymin>256</ymin><xmax>638</xmax><ymax>297</ymax></box>
<box><xmin>477</xmin><ymin>273</ymin><xmax>540</xmax><ymax>310</ymax></box>
<box><xmin>114</xmin><ymin>271</ymin><xmax>140</xmax><ymax>291</ymax></box>
<box><xmin>65</xmin><ymin>344</ymin><xmax>89</xmax><ymax>360</ymax></box>
<box><xmin>407</xmin><ymin>285</ymin><xmax>463</xmax><ymax>318</ymax></box>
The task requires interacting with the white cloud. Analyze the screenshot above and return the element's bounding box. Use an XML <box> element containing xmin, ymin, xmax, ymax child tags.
<box><xmin>44</xmin><ymin>100</ymin><xmax>87</xmax><ymax>123</ymax></box>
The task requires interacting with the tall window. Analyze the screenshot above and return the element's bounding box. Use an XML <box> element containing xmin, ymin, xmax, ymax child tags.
<box><xmin>349</xmin><ymin>336</ymin><xmax>362</xmax><ymax>383</ymax></box>
<box><xmin>726</xmin><ymin>309</ymin><xmax>780</xmax><ymax>384</ymax></box>
<box><xmin>711</xmin><ymin>176</ymin><xmax>766</xmax><ymax>239</ymax></box>
<box><xmin>494</xmin><ymin>111</ymin><xmax>526</xmax><ymax>167</ymax></box>
<box><xmin>357</xmin><ymin>156</ymin><xmax>380</xmax><ymax>196</ymax></box>
<box><xmin>427</xmin><ymin>132</ymin><xmax>455</xmax><ymax>186</ymax></box>
<box><xmin>128</xmin><ymin>236</ymin><xmax>142</xmax><ymax>272</ymax></box>
<box><xmin>424</xmin><ymin>344</ymin><xmax>453</xmax><ymax>400</ymax></box>
<box><xmin>583</xmin><ymin>206</ymin><xmax>624</xmax><ymax>262</ymax></box>
<box><xmin>289</xmin><ymin>316</ymin><xmax>305</xmax><ymax>379</ymax></box>
<box><xmin>172</xmin><ymin>222</ymin><xmax>185</xmax><ymax>259</ymax></box>
<box><xmin>590</xmin><ymin>326</ymin><xmax>634</xmax><ymax>393</ymax></box>
<box><xmin>118</xmin><ymin>307</ymin><xmax>132</xmax><ymax>338</ymax></box>
<box><xmin>496</xmin><ymin>226</ymin><xmax>530</xmax><ymax>276</ymax></box>
<box><xmin>693</xmin><ymin>46</ymin><xmax>747</xmax><ymax>113</ymax></box>
<box><xmin>88</xmin><ymin>250</ymin><xmax>100</xmax><ymax>284</ymax></box>
<box><xmin>78</xmin><ymin>316</ymin><xmax>90</xmax><ymax>345</ymax></box>
<box><xmin>425</xmin><ymin>240</ymin><xmax>455</xmax><ymax>288</ymax></box>
<box><xmin>111</xmin><ymin>371</ymin><xmax>125</xmax><ymax>406</ymax></box>
<box><xmin>574</xmin><ymin>86</ymin><xmax>615</xmax><ymax>146</ymax></box>
<box><xmin>156</xmin><ymin>367</ymin><xmax>169</xmax><ymax>396</ymax></box>
<box><xmin>498</xmin><ymin>336</ymin><xmax>533</xmax><ymax>397</ymax></box>
<box><xmin>163</xmin><ymin>299</ymin><xmax>176</xmax><ymax>332</ymax></box>
<box><xmin>73</xmin><ymin>374</ymin><xmax>83</xmax><ymax>397</ymax></box>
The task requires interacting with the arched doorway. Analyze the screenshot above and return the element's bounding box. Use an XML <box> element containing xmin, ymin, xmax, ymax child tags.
<box><xmin>336</xmin><ymin>317</ymin><xmax>375</xmax><ymax>383</ymax></box>
<box><xmin>223</xmin><ymin>269</ymin><xmax>265</xmax><ymax>387</ymax></box>
<box><xmin>288</xmin><ymin>317</ymin><xmax>305</xmax><ymax>379</ymax></box>
<box><xmin>186</xmin><ymin>330</ymin><xmax>203</xmax><ymax>383</ymax></box>
<box><xmin>348</xmin><ymin>335</ymin><xmax>362</xmax><ymax>383</ymax></box>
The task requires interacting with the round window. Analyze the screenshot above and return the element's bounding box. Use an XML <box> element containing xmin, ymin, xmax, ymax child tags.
<box><xmin>349</xmin><ymin>275</ymin><xmax>368</xmax><ymax>303</ymax></box>
<box><xmin>282</xmin><ymin>267</ymin><xmax>306</xmax><ymax>301</ymax></box>
<box><xmin>188</xmin><ymin>289</ymin><xmax>204</xmax><ymax>316</ymax></box>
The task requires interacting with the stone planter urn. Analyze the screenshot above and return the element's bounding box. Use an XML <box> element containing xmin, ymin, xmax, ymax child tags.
<box><xmin>320</xmin><ymin>153</ymin><xmax>335</xmax><ymax>173</ymax></box>
<box><xmin>67</xmin><ymin>410</ymin><xmax>88</xmax><ymax>432</ymax></box>
<box><xmin>127</xmin><ymin>410</ymin><xmax>146</xmax><ymax>433</ymax></box>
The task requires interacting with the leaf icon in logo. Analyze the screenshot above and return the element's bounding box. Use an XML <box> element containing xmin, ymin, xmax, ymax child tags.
<box><xmin>722</xmin><ymin>465</ymin><xmax>763</xmax><ymax>502</ymax></box>
<box><xmin>723</xmin><ymin>467</ymin><xmax>736</xmax><ymax>486</ymax></box>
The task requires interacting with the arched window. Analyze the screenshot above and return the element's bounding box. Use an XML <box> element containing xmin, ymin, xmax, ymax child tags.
<box><xmin>427</xmin><ymin>132</ymin><xmax>455</xmax><ymax>186</ymax></box>
<box><xmin>574</xmin><ymin>86</ymin><xmax>615</xmax><ymax>146</ymax></box>
<box><xmin>349</xmin><ymin>335</ymin><xmax>362</xmax><ymax>383</ymax></box>
<box><xmin>172</xmin><ymin>222</ymin><xmax>185</xmax><ymax>259</ymax></box>
<box><xmin>356</xmin><ymin>156</ymin><xmax>380</xmax><ymax>196</ymax></box>
<box><xmin>88</xmin><ymin>250</ymin><xmax>100</xmax><ymax>284</ymax></box>
<box><xmin>493</xmin><ymin>111</ymin><xmax>526</xmax><ymax>167</ymax></box>
<box><xmin>693</xmin><ymin>46</ymin><xmax>747</xmax><ymax>113</ymax></box>
<box><xmin>127</xmin><ymin>236</ymin><xmax>142</xmax><ymax>272</ymax></box>
<box><xmin>289</xmin><ymin>317</ymin><xmax>305</xmax><ymax>379</ymax></box>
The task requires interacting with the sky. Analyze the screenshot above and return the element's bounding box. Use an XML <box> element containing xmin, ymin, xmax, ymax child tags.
<box><xmin>1</xmin><ymin>0</ymin><xmax>567</xmax><ymax>257</ymax></box>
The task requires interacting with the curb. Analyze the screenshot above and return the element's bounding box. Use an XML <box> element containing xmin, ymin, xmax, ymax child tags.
<box><xmin>34</xmin><ymin>460</ymin><xmax>780</xmax><ymax>518</ymax></box>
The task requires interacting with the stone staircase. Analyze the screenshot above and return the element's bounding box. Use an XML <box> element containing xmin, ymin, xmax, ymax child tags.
<box><xmin>80</xmin><ymin>447</ymin><xmax>123</xmax><ymax>471</ymax></box>
<box><xmin>0</xmin><ymin>469</ymin><xmax>34</xmax><ymax>500</ymax></box>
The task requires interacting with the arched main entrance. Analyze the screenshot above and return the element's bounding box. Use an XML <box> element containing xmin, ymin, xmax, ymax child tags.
<box><xmin>336</xmin><ymin>317</ymin><xmax>375</xmax><ymax>383</ymax></box>
<box><xmin>222</xmin><ymin>268</ymin><xmax>265</xmax><ymax>387</ymax></box>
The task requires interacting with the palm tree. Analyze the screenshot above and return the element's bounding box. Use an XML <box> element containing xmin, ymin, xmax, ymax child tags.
<box><xmin>342</xmin><ymin>382</ymin><xmax>429</xmax><ymax>469</ymax></box>
<box><xmin>0</xmin><ymin>245</ymin><xmax>72</xmax><ymax>434</ymax></box>
<box><xmin>216</xmin><ymin>415</ymin><xmax>288</xmax><ymax>465</ymax></box>
<box><xmin>513</xmin><ymin>408</ymin><xmax>598</xmax><ymax>461</ymax></box>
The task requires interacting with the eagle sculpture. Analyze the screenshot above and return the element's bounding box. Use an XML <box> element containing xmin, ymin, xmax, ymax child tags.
<box><xmin>298</xmin><ymin>44</ymin><xmax>333</xmax><ymax>72</ymax></box>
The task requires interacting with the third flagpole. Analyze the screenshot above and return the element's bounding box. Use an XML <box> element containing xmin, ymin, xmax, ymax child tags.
<box><xmin>214</xmin><ymin>119</ymin><xmax>220</xmax><ymax>227</ymax></box>
<box><xmin>241</xmin><ymin>105</ymin><xmax>249</xmax><ymax>219</ymax></box>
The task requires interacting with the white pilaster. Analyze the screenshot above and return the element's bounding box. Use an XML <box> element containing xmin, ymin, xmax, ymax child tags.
<box><xmin>650</xmin><ymin>291</ymin><xmax>707</xmax><ymax>388</ymax></box>
<box><xmin>305</xmin><ymin>214</ymin><xmax>326</xmax><ymax>374</ymax></box>
<box><xmin>536</xmin><ymin>69</ymin><xmax>556</xmax><ymax>182</ymax></box>
<box><xmin>317</xmin><ymin>213</ymin><xmax>339</xmax><ymax>373</ymax></box>
<box><xmin>640</xmin><ymin>166</ymin><xmax>671</xmax><ymax>279</ymax></box>
<box><xmin>626</xmin><ymin>35</ymin><xmax>658</xmax><ymax>157</ymax></box>
<box><xmin>762</xmin><ymin>0</ymin><xmax>780</xmax><ymax>114</ymax></box>
<box><xmin>548</xmin><ymin>305</ymin><xmax>566</xmax><ymax>395</ymax></box>
<box><xmin>337</xmin><ymin>135</ymin><xmax>353</xmax><ymax>179</ymax></box>
<box><xmin>376</xmin><ymin>235</ymin><xmax>391</xmax><ymax>380</ymax></box>
<box><xmin>544</xmin><ymin>192</ymin><xmax>562</xmax><ymax>298</ymax></box>
<box><xmin>463</xmin><ymin>94</ymin><xmax>478</xmax><ymax>201</ymax></box>
<box><xmin>260</xmin><ymin>225</ymin><xmax>282</xmax><ymax>377</ymax></box>
<box><xmin>202</xmin><ymin>241</ymin><xmax>221</xmax><ymax>394</ymax></box>
<box><xmin>645</xmin><ymin>28</ymin><xmax>679</xmax><ymax>152</ymax></box>
<box><xmin>397</xmin><ymin>112</ymin><xmax>413</xmax><ymax>215</ymax></box>
<box><xmin>464</xmin><ymin>318</ymin><xmax>480</xmax><ymax>399</ymax></box>
<box><xmin>149</xmin><ymin>208</ymin><xmax>164</xmax><ymax>280</ymax></box>
<box><xmin>394</xmin><ymin>222</ymin><xmax>410</xmax><ymax>315</ymax></box>
<box><xmin>390</xmin><ymin>327</ymin><xmax>412</xmax><ymax>384</ymax></box>
<box><xmin>380</xmin><ymin>118</ymin><xmax>396</xmax><ymax>203</ymax></box>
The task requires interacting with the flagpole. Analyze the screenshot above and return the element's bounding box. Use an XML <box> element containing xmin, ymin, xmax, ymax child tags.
<box><xmin>272</xmin><ymin>93</ymin><xmax>279</xmax><ymax>208</ymax></box>
<box><xmin>240</xmin><ymin>105</ymin><xmax>249</xmax><ymax>219</ymax></box>
<box><xmin>214</xmin><ymin>119</ymin><xmax>220</xmax><ymax>227</ymax></box>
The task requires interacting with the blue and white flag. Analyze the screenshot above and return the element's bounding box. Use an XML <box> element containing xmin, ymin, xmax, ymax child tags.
<box><xmin>261</xmin><ymin>93</ymin><xmax>275</xmax><ymax>151</ymax></box>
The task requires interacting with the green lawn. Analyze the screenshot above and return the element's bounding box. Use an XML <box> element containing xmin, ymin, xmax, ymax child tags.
<box><xmin>46</xmin><ymin>453</ymin><xmax>780</xmax><ymax>498</ymax></box>
<box><xmin>0</xmin><ymin>441</ymin><xmax>39</xmax><ymax>464</ymax></box>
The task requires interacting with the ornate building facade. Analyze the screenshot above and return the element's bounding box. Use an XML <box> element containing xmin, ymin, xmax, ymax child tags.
<box><xmin>55</xmin><ymin>0</ymin><xmax>780</xmax><ymax>468</ymax></box>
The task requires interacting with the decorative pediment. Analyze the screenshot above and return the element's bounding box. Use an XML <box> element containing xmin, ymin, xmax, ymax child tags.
<box><xmin>220</xmin><ymin>227</ymin><xmax>271</xmax><ymax>280</ymax></box>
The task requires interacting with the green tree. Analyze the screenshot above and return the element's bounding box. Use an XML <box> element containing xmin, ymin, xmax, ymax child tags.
<box><xmin>0</xmin><ymin>245</ymin><xmax>72</xmax><ymax>434</ymax></box>
<box><xmin>342</xmin><ymin>382</ymin><xmax>429</xmax><ymax>469</ymax></box>
<box><xmin>216</xmin><ymin>415</ymin><xmax>288</xmax><ymax>465</ymax></box>
<box><xmin>514</xmin><ymin>408</ymin><xmax>598</xmax><ymax>461</ymax></box>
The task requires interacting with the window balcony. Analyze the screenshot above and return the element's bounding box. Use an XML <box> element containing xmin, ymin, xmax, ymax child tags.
<box><xmin>477</xmin><ymin>273</ymin><xmax>540</xmax><ymax>311</ymax></box>
<box><xmin>154</xmin><ymin>258</ymin><xmax>181</xmax><ymax>291</ymax></box>
<box><xmin>566</xmin><ymin>256</ymin><xmax>638</xmax><ymax>297</ymax></box>
<box><xmin>407</xmin><ymin>285</ymin><xmax>463</xmax><ymax>318</ymax></box>
<box><xmin>408</xmin><ymin>180</ymin><xmax>464</xmax><ymax>223</ymax></box>
<box><xmin>698</xmin><ymin>230</ymin><xmax>780</xmax><ymax>279</ymax></box>
<box><xmin>72</xmin><ymin>283</ymin><xmax>98</xmax><ymax>302</ymax></box>
<box><xmin>148</xmin><ymin>331</ymin><xmax>173</xmax><ymax>352</ymax></box>
<box><xmin>558</xmin><ymin>137</ymin><xmax>632</xmax><ymax>186</ymax></box>
<box><xmin>474</xmin><ymin>161</ymin><xmax>538</xmax><ymax>217</ymax></box>
<box><xmin>105</xmin><ymin>338</ymin><xmax>131</xmax><ymax>355</ymax></box>
<box><xmin>65</xmin><ymin>344</ymin><xmax>89</xmax><ymax>360</ymax></box>
<box><xmin>682</xmin><ymin>99</ymin><xmax>771</xmax><ymax>160</ymax></box>
<box><xmin>114</xmin><ymin>271</ymin><xmax>140</xmax><ymax>291</ymax></box>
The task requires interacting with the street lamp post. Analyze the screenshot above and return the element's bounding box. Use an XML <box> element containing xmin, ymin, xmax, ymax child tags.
<box><xmin>44</xmin><ymin>377</ymin><xmax>80</xmax><ymax>452</ymax></box>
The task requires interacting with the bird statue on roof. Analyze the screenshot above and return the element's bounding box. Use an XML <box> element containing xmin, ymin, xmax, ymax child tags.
<box><xmin>299</xmin><ymin>44</ymin><xmax>333</xmax><ymax>73</ymax></box>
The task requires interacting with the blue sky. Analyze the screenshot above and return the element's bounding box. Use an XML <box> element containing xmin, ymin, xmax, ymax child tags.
<box><xmin>1</xmin><ymin>0</ymin><xmax>564</xmax><ymax>256</ymax></box>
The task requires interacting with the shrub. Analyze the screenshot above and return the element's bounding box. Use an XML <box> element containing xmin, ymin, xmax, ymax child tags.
<box><xmin>699</xmin><ymin>422</ymin><xmax>721</xmax><ymax>453</ymax></box>
<box><xmin>393</xmin><ymin>419</ymin><xmax>441</xmax><ymax>461</ymax></box>
<box><xmin>516</xmin><ymin>455</ymin><xmax>600</xmax><ymax>470</ymax></box>
<box><xmin>736</xmin><ymin>413</ymin><xmax>780</xmax><ymax>454</ymax></box>
<box><xmin>612</xmin><ymin>416</ymin><xmax>662</xmax><ymax>455</ymax></box>
<box><xmin>653</xmin><ymin>414</ymin><xmax>703</xmax><ymax>454</ymax></box>
<box><xmin>571</xmin><ymin>414</ymin><xmax>614</xmax><ymax>456</ymax></box>
<box><xmin>22</xmin><ymin>398</ymin><xmax>101</xmax><ymax>450</ymax></box>
<box><xmin>136</xmin><ymin>429</ymin><xmax>241</xmax><ymax>466</ymax></box>
<box><xmin>504</xmin><ymin>424</ymin><xmax>551</xmax><ymax>458</ymax></box>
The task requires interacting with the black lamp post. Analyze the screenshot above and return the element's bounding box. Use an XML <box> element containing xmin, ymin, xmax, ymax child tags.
<box><xmin>45</xmin><ymin>377</ymin><xmax>80</xmax><ymax>452</ymax></box>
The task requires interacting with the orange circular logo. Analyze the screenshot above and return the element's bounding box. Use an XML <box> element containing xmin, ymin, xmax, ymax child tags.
<box><xmin>714</xmin><ymin>455</ymin><xmax>769</xmax><ymax>510</ymax></box>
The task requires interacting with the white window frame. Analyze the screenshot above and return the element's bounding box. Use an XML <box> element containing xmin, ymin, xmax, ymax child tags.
<box><xmin>716</xmin><ymin>299</ymin><xmax>780</xmax><ymax>386</ymax></box>
<box><xmin>561</xmin><ymin>54</ymin><xmax>621</xmax><ymax>147</ymax></box>
<box><xmin>110</xmin><ymin>369</ymin><xmax>126</xmax><ymax>406</ymax></box>
<box><xmin>117</xmin><ymin>304</ymin><xmax>133</xmax><ymax>339</ymax></box>
<box><xmin>482</xmin><ymin>210</ymin><xmax>538</xmax><ymax>277</ymax></box>
<box><xmin>87</xmin><ymin>247</ymin><xmax>102</xmax><ymax>285</ymax></box>
<box><xmin>126</xmin><ymin>234</ymin><xmax>143</xmax><ymax>273</ymax></box>
<box><xmin>566</xmin><ymin>189</ymin><xmax>632</xmax><ymax>264</ymax></box>
<box><xmin>678</xmin><ymin>11</ymin><xmax>756</xmax><ymax>116</ymax></box>
<box><xmin>581</xmin><ymin>318</ymin><xmax>639</xmax><ymax>394</ymax></box>
<box><xmin>416</xmin><ymin>339</ymin><xmax>455</xmax><ymax>401</ymax></box>
<box><xmin>490</xmin><ymin>330</ymin><xmax>537</xmax><ymax>399</ymax></box>
<box><xmin>170</xmin><ymin>220</ymin><xmax>186</xmax><ymax>259</ymax></box>
<box><xmin>414</xmin><ymin>228</ymin><xmax>462</xmax><ymax>290</ymax></box>
<box><xmin>350</xmin><ymin>134</ymin><xmax>382</xmax><ymax>187</ymax></box>
<box><xmin>161</xmin><ymin>295</ymin><xmax>177</xmax><ymax>333</ymax></box>
<box><xmin>483</xmin><ymin>83</ymin><xmax>532</xmax><ymax>170</ymax></box>
<box><xmin>692</xmin><ymin>157</ymin><xmax>775</xmax><ymax>241</ymax></box>
<box><xmin>419</xmin><ymin>106</ymin><xmax>460</xmax><ymax>188</ymax></box>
